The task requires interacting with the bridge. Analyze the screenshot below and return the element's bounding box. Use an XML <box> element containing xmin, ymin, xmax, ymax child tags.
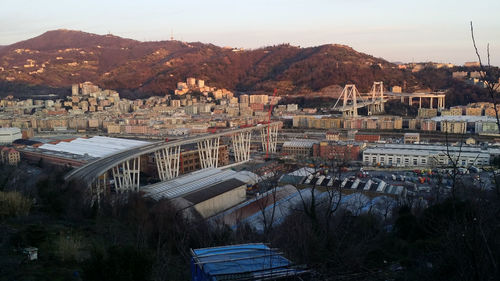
<box><xmin>332</xmin><ymin>82</ymin><xmax>386</xmax><ymax>117</ymax></box>
<box><xmin>385</xmin><ymin>91</ymin><xmax>446</xmax><ymax>109</ymax></box>
<box><xmin>65</xmin><ymin>122</ymin><xmax>281</xmax><ymax>203</ymax></box>
<box><xmin>332</xmin><ymin>82</ymin><xmax>447</xmax><ymax>116</ymax></box>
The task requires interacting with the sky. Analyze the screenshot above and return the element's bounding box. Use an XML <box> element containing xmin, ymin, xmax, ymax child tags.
<box><xmin>1</xmin><ymin>0</ymin><xmax>499</xmax><ymax>65</ymax></box>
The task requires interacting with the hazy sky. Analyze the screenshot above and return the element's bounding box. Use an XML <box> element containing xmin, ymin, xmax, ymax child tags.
<box><xmin>1</xmin><ymin>0</ymin><xmax>499</xmax><ymax>65</ymax></box>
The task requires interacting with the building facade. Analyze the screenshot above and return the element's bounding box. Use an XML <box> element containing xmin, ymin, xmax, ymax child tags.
<box><xmin>282</xmin><ymin>140</ymin><xmax>316</xmax><ymax>157</ymax></box>
<box><xmin>363</xmin><ymin>144</ymin><xmax>490</xmax><ymax>167</ymax></box>
<box><xmin>0</xmin><ymin>128</ymin><xmax>22</xmax><ymax>144</ymax></box>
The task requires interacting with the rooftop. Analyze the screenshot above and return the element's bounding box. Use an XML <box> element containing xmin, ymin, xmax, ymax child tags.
<box><xmin>0</xmin><ymin>127</ymin><xmax>21</xmax><ymax>134</ymax></box>
<box><xmin>432</xmin><ymin>115</ymin><xmax>497</xmax><ymax>123</ymax></box>
<box><xmin>142</xmin><ymin>168</ymin><xmax>259</xmax><ymax>201</ymax></box>
<box><xmin>37</xmin><ymin>136</ymin><xmax>150</xmax><ymax>158</ymax></box>
<box><xmin>191</xmin><ymin>243</ymin><xmax>308</xmax><ymax>280</ymax></box>
<box><xmin>282</xmin><ymin>139</ymin><xmax>317</xmax><ymax>148</ymax></box>
<box><xmin>183</xmin><ymin>178</ymin><xmax>246</xmax><ymax>205</ymax></box>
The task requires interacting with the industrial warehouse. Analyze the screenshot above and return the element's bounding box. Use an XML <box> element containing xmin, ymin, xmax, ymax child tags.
<box><xmin>18</xmin><ymin>136</ymin><xmax>151</xmax><ymax>167</ymax></box>
<box><xmin>142</xmin><ymin>168</ymin><xmax>259</xmax><ymax>218</ymax></box>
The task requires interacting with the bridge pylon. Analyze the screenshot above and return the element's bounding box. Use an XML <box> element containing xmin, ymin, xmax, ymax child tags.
<box><xmin>332</xmin><ymin>84</ymin><xmax>361</xmax><ymax>117</ymax></box>
<box><xmin>111</xmin><ymin>157</ymin><xmax>141</xmax><ymax>193</ymax></box>
<box><xmin>260</xmin><ymin>123</ymin><xmax>279</xmax><ymax>155</ymax></box>
<box><xmin>89</xmin><ymin>173</ymin><xmax>107</xmax><ymax>207</ymax></box>
<box><xmin>232</xmin><ymin>131</ymin><xmax>252</xmax><ymax>162</ymax></box>
<box><xmin>154</xmin><ymin>146</ymin><xmax>181</xmax><ymax>181</ymax></box>
<box><xmin>197</xmin><ymin>137</ymin><xmax>220</xmax><ymax>169</ymax></box>
<box><xmin>367</xmin><ymin>81</ymin><xmax>385</xmax><ymax>115</ymax></box>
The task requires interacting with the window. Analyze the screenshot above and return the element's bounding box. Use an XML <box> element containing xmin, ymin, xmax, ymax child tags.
<box><xmin>413</xmin><ymin>159</ymin><xmax>418</xmax><ymax>165</ymax></box>
<box><xmin>397</xmin><ymin>158</ymin><xmax>401</xmax><ymax>164</ymax></box>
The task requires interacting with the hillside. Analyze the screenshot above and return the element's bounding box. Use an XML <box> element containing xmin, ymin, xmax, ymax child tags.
<box><xmin>0</xmin><ymin>29</ymin><xmax>480</xmax><ymax>102</ymax></box>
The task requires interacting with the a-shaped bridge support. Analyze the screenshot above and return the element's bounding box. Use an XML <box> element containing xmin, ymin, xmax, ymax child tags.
<box><xmin>111</xmin><ymin>157</ymin><xmax>141</xmax><ymax>193</ymax></box>
<box><xmin>232</xmin><ymin>131</ymin><xmax>252</xmax><ymax>162</ymax></box>
<box><xmin>90</xmin><ymin>173</ymin><xmax>107</xmax><ymax>206</ymax></box>
<box><xmin>261</xmin><ymin>124</ymin><xmax>278</xmax><ymax>154</ymax></box>
<box><xmin>154</xmin><ymin>146</ymin><xmax>180</xmax><ymax>181</ymax></box>
<box><xmin>197</xmin><ymin>137</ymin><xmax>220</xmax><ymax>169</ymax></box>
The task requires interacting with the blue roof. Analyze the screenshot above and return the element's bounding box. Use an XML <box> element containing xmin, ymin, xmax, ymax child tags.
<box><xmin>191</xmin><ymin>243</ymin><xmax>307</xmax><ymax>281</ymax></box>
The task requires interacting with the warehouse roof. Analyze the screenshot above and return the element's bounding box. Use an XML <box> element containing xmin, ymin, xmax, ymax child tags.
<box><xmin>379</xmin><ymin>143</ymin><xmax>485</xmax><ymax>153</ymax></box>
<box><xmin>183</xmin><ymin>178</ymin><xmax>246</xmax><ymax>205</ymax></box>
<box><xmin>0</xmin><ymin>127</ymin><xmax>21</xmax><ymax>134</ymax></box>
<box><xmin>287</xmin><ymin>167</ymin><xmax>315</xmax><ymax>177</ymax></box>
<box><xmin>142</xmin><ymin>168</ymin><xmax>258</xmax><ymax>201</ymax></box>
<box><xmin>191</xmin><ymin>243</ymin><xmax>308</xmax><ymax>280</ymax></box>
<box><xmin>37</xmin><ymin>136</ymin><xmax>149</xmax><ymax>158</ymax></box>
<box><xmin>282</xmin><ymin>139</ymin><xmax>317</xmax><ymax>148</ymax></box>
<box><xmin>363</xmin><ymin>147</ymin><xmax>490</xmax><ymax>158</ymax></box>
<box><xmin>432</xmin><ymin>115</ymin><xmax>497</xmax><ymax>123</ymax></box>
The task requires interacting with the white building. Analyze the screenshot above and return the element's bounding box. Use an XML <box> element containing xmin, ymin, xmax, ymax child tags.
<box><xmin>363</xmin><ymin>144</ymin><xmax>490</xmax><ymax>167</ymax></box>
<box><xmin>0</xmin><ymin>128</ymin><xmax>22</xmax><ymax>144</ymax></box>
<box><xmin>286</xmin><ymin>104</ymin><xmax>298</xmax><ymax>112</ymax></box>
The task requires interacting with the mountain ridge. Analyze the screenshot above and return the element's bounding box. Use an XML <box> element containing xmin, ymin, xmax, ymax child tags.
<box><xmin>0</xmin><ymin>29</ymin><xmax>420</xmax><ymax>98</ymax></box>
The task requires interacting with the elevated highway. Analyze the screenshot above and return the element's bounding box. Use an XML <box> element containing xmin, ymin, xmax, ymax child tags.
<box><xmin>65</xmin><ymin>122</ymin><xmax>281</xmax><ymax>202</ymax></box>
<box><xmin>332</xmin><ymin>82</ymin><xmax>447</xmax><ymax>116</ymax></box>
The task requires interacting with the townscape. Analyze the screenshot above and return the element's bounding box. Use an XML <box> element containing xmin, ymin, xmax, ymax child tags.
<box><xmin>1</xmin><ymin>1</ymin><xmax>500</xmax><ymax>280</ymax></box>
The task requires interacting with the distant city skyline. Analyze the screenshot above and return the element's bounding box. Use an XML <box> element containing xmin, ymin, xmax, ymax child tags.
<box><xmin>1</xmin><ymin>0</ymin><xmax>499</xmax><ymax>65</ymax></box>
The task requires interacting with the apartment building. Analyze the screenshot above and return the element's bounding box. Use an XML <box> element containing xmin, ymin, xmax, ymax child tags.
<box><xmin>440</xmin><ymin>121</ymin><xmax>466</xmax><ymax>134</ymax></box>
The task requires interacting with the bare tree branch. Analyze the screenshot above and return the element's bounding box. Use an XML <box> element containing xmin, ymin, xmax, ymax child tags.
<box><xmin>487</xmin><ymin>43</ymin><xmax>491</xmax><ymax>67</ymax></box>
<box><xmin>470</xmin><ymin>21</ymin><xmax>483</xmax><ymax>67</ymax></box>
<box><xmin>470</xmin><ymin>21</ymin><xmax>500</xmax><ymax>134</ymax></box>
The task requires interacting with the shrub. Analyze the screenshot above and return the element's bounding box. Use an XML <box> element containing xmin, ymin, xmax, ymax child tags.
<box><xmin>55</xmin><ymin>234</ymin><xmax>84</xmax><ymax>262</ymax></box>
<box><xmin>0</xmin><ymin>190</ymin><xmax>32</xmax><ymax>219</ymax></box>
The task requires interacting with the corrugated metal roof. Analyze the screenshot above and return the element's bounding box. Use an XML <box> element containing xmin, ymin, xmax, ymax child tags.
<box><xmin>432</xmin><ymin>115</ymin><xmax>497</xmax><ymax>122</ymax></box>
<box><xmin>191</xmin><ymin>243</ymin><xmax>307</xmax><ymax>280</ymax></box>
<box><xmin>288</xmin><ymin>167</ymin><xmax>315</xmax><ymax>177</ymax></box>
<box><xmin>38</xmin><ymin>136</ymin><xmax>149</xmax><ymax>158</ymax></box>
<box><xmin>379</xmin><ymin>143</ymin><xmax>484</xmax><ymax>153</ymax></box>
<box><xmin>364</xmin><ymin>147</ymin><xmax>490</xmax><ymax>158</ymax></box>
<box><xmin>183</xmin><ymin>178</ymin><xmax>246</xmax><ymax>205</ymax></box>
<box><xmin>142</xmin><ymin>168</ymin><xmax>259</xmax><ymax>201</ymax></box>
<box><xmin>282</xmin><ymin>140</ymin><xmax>317</xmax><ymax>148</ymax></box>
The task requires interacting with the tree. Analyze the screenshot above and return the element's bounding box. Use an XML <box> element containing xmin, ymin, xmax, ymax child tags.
<box><xmin>82</xmin><ymin>245</ymin><xmax>153</xmax><ymax>281</ymax></box>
